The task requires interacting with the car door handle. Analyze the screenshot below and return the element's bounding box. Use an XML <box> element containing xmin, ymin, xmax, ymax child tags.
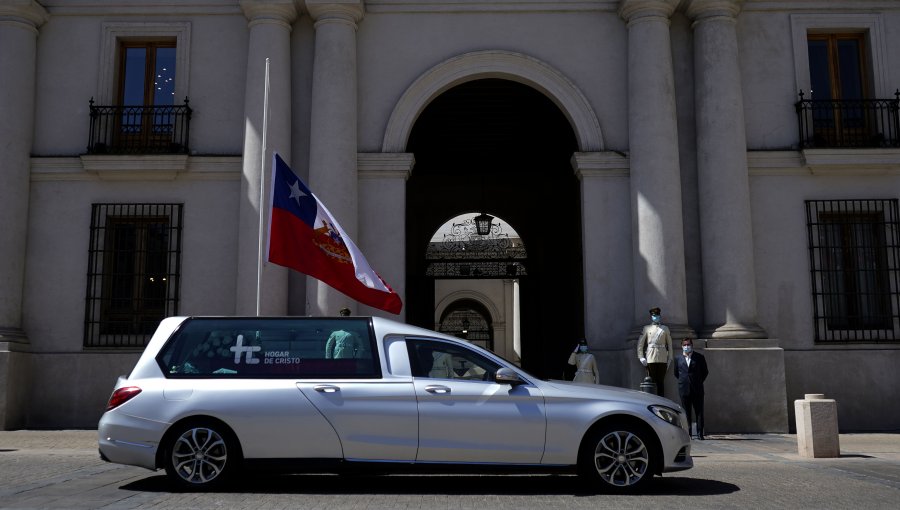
<box><xmin>314</xmin><ymin>385</ymin><xmax>340</xmax><ymax>393</ymax></box>
<box><xmin>425</xmin><ymin>385</ymin><xmax>451</xmax><ymax>394</ymax></box>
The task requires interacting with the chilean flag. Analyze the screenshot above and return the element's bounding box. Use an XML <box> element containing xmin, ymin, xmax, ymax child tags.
<box><xmin>267</xmin><ymin>153</ymin><xmax>402</xmax><ymax>314</ymax></box>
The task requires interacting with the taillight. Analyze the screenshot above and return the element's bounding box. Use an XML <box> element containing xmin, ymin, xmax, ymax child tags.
<box><xmin>106</xmin><ymin>386</ymin><xmax>142</xmax><ymax>411</ymax></box>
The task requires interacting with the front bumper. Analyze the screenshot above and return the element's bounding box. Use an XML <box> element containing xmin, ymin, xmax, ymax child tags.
<box><xmin>663</xmin><ymin>442</ymin><xmax>693</xmax><ymax>472</ymax></box>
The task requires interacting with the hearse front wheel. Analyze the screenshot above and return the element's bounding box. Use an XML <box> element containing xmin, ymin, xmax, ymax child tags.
<box><xmin>578</xmin><ymin>422</ymin><xmax>655</xmax><ymax>492</ymax></box>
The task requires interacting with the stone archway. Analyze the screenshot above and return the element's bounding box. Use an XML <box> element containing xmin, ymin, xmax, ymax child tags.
<box><xmin>403</xmin><ymin>75</ymin><xmax>585</xmax><ymax>378</ymax></box>
<box><xmin>382</xmin><ymin>50</ymin><xmax>604</xmax><ymax>153</ymax></box>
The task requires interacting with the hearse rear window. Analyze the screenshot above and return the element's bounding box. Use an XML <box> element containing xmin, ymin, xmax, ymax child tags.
<box><xmin>157</xmin><ymin>318</ymin><xmax>379</xmax><ymax>378</ymax></box>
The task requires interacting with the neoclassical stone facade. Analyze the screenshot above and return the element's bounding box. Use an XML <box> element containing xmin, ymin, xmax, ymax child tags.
<box><xmin>2</xmin><ymin>0</ymin><xmax>900</xmax><ymax>432</ymax></box>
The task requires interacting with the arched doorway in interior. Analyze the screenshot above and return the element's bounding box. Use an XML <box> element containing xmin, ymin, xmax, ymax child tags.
<box><xmin>429</xmin><ymin>212</ymin><xmax>525</xmax><ymax>362</ymax></box>
<box><xmin>437</xmin><ymin>298</ymin><xmax>494</xmax><ymax>351</ymax></box>
<box><xmin>405</xmin><ymin>78</ymin><xmax>584</xmax><ymax>379</ymax></box>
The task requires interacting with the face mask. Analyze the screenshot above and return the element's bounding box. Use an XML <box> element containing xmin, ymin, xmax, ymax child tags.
<box><xmin>651</xmin><ymin>315</ymin><xmax>661</xmax><ymax>323</ymax></box>
<box><xmin>578</xmin><ymin>346</ymin><xmax>588</xmax><ymax>353</ymax></box>
<box><xmin>683</xmin><ymin>346</ymin><xmax>692</xmax><ymax>354</ymax></box>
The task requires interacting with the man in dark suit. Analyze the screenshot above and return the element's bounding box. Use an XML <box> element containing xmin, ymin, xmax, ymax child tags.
<box><xmin>673</xmin><ymin>337</ymin><xmax>709</xmax><ymax>439</ymax></box>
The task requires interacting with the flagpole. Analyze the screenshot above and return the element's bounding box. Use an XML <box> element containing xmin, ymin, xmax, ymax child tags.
<box><xmin>256</xmin><ymin>58</ymin><xmax>270</xmax><ymax>317</ymax></box>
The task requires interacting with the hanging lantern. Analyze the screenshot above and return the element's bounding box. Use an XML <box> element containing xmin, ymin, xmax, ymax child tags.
<box><xmin>474</xmin><ymin>213</ymin><xmax>493</xmax><ymax>235</ymax></box>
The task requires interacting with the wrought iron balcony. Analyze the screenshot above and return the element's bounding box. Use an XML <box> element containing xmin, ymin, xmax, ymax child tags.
<box><xmin>795</xmin><ymin>91</ymin><xmax>900</xmax><ymax>149</ymax></box>
<box><xmin>87</xmin><ymin>98</ymin><xmax>192</xmax><ymax>155</ymax></box>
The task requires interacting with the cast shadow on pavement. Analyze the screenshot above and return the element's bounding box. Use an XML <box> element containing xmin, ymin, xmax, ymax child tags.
<box><xmin>122</xmin><ymin>473</ymin><xmax>739</xmax><ymax>496</ymax></box>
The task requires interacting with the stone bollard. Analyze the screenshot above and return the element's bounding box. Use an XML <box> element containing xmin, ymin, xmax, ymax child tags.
<box><xmin>795</xmin><ymin>393</ymin><xmax>840</xmax><ymax>458</ymax></box>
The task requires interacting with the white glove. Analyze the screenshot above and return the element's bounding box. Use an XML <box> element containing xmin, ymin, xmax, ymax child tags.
<box><xmin>639</xmin><ymin>357</ymin><xmax>647</xmax><ymax>366</ymax></box>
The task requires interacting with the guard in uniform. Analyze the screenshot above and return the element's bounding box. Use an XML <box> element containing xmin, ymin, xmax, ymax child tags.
<box><xmin>568</xmin><ymin>338</ymin><xmax>599</xmax><ymax>384</ymax></box>
<box><xmin>637</xmin><ymin>307</ymin><xmax>672</xmax><ymax>397</ymax></box>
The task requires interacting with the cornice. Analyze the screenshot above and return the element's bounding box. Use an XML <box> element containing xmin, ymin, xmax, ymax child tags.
<box><xmin>364</xmin><ymin>1</ymin><xmax>614</xmax><ymax>14</ymax></box>
<box><xmin>31</xmin><ymin>156</ymin><xmax>242</xmax><ymax>182</ymax></box>
<box><xmin>305</xmin><ymin>0</ymin><xmax>364</xmax><ymax>24</ymax></box>
<box><xmin>618</xmin><ymin>0</ymin><xmax>680</xmax><ymax>22</ymax></box>
<box><xmin>37</xmin><ymin>1</ymin><xmax>242</xmax><ymax>16</ymax></box>
<box><xmin>744</xmin><ymin>1</ymin><xmax>900</xmax><ymax>13</ymax></box>
<box><xmin>80</xmin><ymin>155</ymin><xmax>189</xmax><ymax>180</ymax></box>
<box><xmin>801</xmin><ymin>148</ymin><xmax>900</xmax><ymax>175</ymax></box>
<box><xmin>0</xmin><ymin>0</ymin><xmax>49</xmax><ymax>27</ymax></box>
<box><xmin>747</xmin><ymin>149</ymin><xmax>900</xmax><ymax>176</ymax></box>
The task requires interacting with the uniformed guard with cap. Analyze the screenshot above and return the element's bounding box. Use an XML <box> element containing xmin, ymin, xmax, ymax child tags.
<box><xmin>637</xmin><ymin>307</ymin><xmax>672</xmax><ymax>397</ymax></box>
<box><xmin>568</xmin><ymin>338</ymin><xmax>599</xmax><ymax>384</ymax></box>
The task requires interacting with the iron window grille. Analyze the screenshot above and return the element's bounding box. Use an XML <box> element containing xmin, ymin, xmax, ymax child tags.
<box><xmin>85</xmin><ymin>204</ymin><xmax>183</xmax><ymax>348</ymax></box>
<box><xmin>806</xmin><ymin>200</ymin><xmax>900</xmax><ymax>342</ymax></box>
<box><xmin>426</xmin><ymin>217</ymin><xmax>527</xmax><ymax>278</ymax></box>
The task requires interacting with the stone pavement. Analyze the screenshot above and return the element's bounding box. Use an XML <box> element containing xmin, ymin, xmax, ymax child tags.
<box><xmin>1</xmin><ymin>430</ymin><xmax>898</xmax><ymax>509</ymax></box>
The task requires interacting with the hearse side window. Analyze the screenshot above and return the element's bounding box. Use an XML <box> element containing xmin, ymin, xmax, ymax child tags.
<box><xmin>156</xmin><ymin>317</ymin><xmax>379</xmax><ymax>378</ymax></box>
<box><xmin>406</xmin><ymin>339</ymin><xmax>501</xmax><ymax>381</ymax></box>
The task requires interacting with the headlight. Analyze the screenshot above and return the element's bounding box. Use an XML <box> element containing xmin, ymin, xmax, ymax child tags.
<box><xmin>649</xmin><ymin>405</ymin><xmax>684</xmax><ymax>430</ymax></box>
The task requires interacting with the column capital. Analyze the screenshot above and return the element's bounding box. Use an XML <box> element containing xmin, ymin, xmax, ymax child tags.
<box><xmin>571</xmin><ymin>151</ymin><xmax>630</xmax><ymax>179</ymax></box>
<box><xmin>305</xmin><ymin>0</ymin><xmax>364</xmax><ymax>26</ymax></box>
<box><xmin>618</xmin><ymin>0</ymin><xmax>679</xmax><ymax>23</ymax></box>
<box><xmin>239</xmin><ymin>0</ymin><xmax>299</xmax><ymax>26</ymax></box>
<box><xmin>0</xmin><ymin>0</ymin><xmax>49</xmax><ymax>28</ymax></box>
<box><xmin>358</xmin><ymin>152</ymin><xmax>414</xmax><ymax>180</ymax></box>
<box><xmin>684</xmin><ymin>0</ymin><xmax>744</xmax><ymax>21</ymax></box>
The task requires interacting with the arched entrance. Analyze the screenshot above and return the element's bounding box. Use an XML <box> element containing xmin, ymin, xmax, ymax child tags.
<box><xmin>429</xmin><ymin>213</ymin><xmax>525</xmax><ymax>362</ymax></box>
<box><xmin>405</xmin><ymin>78</ymin><xmax>584</xmax><ymax>379</ymax></box>
<box><xmin>438</xmin><ymin>298</ymin><xmax>494</xmax><ymax>351</ymax></box>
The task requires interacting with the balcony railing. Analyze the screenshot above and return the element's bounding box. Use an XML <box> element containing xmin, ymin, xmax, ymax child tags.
<box><xmin>796</xmin><ymin>91</ymin><xmax>900</xmax><ymax>149</ymax></box>
<box><xmin>87</xmin><ymin>98</ymin><xmax>192</xmax><ymax>155</ymax></box>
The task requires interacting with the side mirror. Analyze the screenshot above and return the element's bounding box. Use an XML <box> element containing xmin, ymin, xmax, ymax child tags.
<box><xmin>495</xmin><ymin>367</ymin><xmax>524</xmax><ymax>386</ymax></box>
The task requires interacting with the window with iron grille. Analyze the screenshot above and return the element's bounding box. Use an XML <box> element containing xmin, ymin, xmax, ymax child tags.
<box><xmin>806</xmin><ymin>200</ymin><xmax>900</xmax><ymax>342</ymax></box>
<box><xmin>85</xmin><ymin>204</ymin><xmax>182</xmax><ymax>348</ymax></box>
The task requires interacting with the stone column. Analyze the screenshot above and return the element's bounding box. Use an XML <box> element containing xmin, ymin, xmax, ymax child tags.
<box><xmin>357</xmin><ymin>153</ymin><xmax>413</xmax><ymax>320</ymax></box>
<box><xmin>574</xmin><ymin>152</ymin><xmax>634</xmax><ymax>387</ymax></box>
<box><xmin>305</xmin><ymin>0</ymin><xmax>364</xmax><ymax>316</ymax></box>
<box><xmin>235</xmin><ymin>0</ymin><xmax>296</xmax><ymax>315</ymax></box>
<box><xmin>686</xmin><ymin>0</ymin><xmax>765</xmax><ymax>338</ymax></box>
<box><xmin>619</xmin><ymin>0</ymin><xmax>692</xmax><ymax>339</ymax></box>
<box><xmin>572</xmin><ymin>152</ymin><xmax>633</xmax><ymax>349</ymax></box>
<box><xmin>501</xmin><ymin>279</ymin><xmax>516</xmax><ymax>363</ymax></box>
<box><xmin>0</xmin><ymin>0</ymin><xmax>47</xmax><ymax>429</ymax></box>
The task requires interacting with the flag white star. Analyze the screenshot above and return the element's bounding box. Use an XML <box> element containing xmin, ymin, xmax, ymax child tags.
<box><xmin>288</xmin><ymin>179</ymin><xmax>307</xmax><ymax>206</ymax></box>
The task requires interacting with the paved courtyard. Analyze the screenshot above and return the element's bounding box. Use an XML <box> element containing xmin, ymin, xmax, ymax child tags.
<box><xmin>1</xmin><ymin>431</ymin><xmax>899</xmax><ymax>509</ymax></box>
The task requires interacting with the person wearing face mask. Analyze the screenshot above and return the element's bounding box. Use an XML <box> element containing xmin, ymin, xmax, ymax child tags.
<box><xmin>674</xmin><ymin>337</ymin><xmax>709</xmax><ymax>439</ymax></box>
<box><xmin>568</xmin><ymin>338</ymin><xmax>598</xmax><ymax>384</ymax></box>
<box><xmin>637</xmin><ymin>307</ymin><xmax>672</xmax><ymax>397</ymax></box>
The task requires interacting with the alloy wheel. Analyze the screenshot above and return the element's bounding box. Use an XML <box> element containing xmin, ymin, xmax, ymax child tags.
<box><xmin>592</xmin><ymin>430</ymin><xmax>650</xmax><ymax>487</ymax></box>
<box><xmin>170</xmin><ymin>427</ymin><xmax>228</xmax><ymax>485</ymax></box>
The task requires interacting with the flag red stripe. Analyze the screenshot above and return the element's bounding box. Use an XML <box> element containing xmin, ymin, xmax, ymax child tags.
<box><xmin>269</xmin><ymin>207</ymin><xmax>402</xmax><ymax>314</ymax></box>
